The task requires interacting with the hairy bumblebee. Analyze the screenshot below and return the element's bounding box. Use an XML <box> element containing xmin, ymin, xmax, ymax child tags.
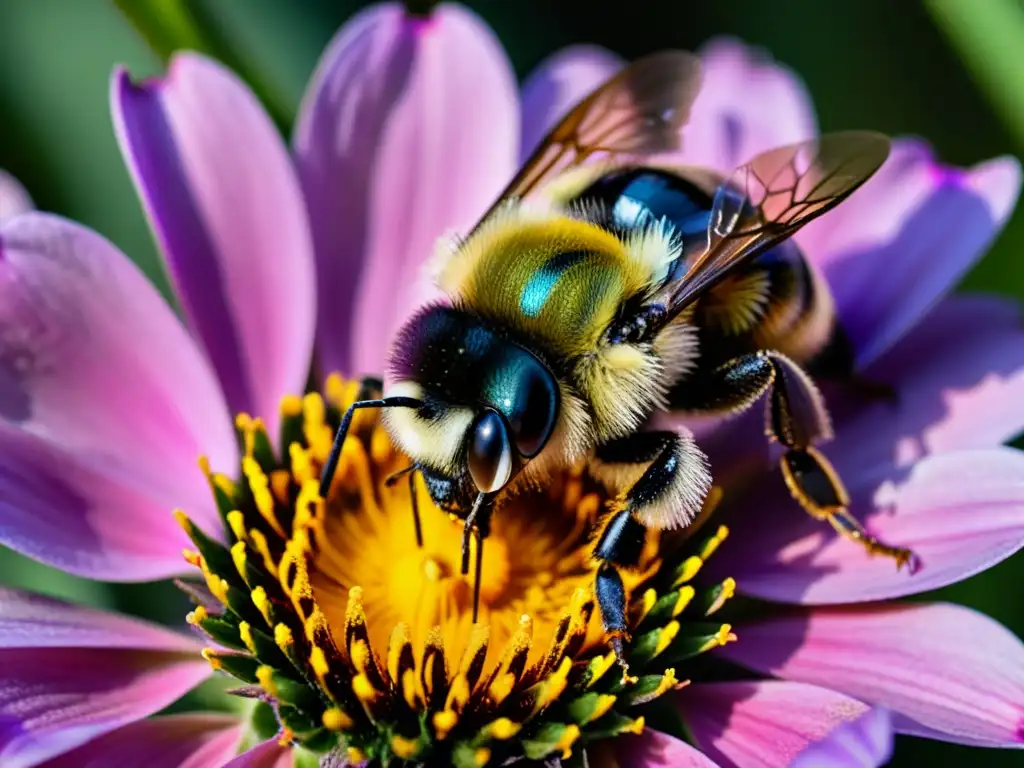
<box><xmin>320</xmin><ymin>51</ymin><xmax>917</xmax><ymax>666</ymax></box>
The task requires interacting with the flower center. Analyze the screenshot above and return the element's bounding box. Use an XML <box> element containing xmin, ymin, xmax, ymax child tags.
<box><xmin>176</xmin><ymin>376</ymin><xmax>737</xmax><ymax>765</ymax></box>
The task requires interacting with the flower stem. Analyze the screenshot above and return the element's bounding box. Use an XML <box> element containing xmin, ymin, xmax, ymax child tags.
<box><xmin>111</xmin><ymin>0</ymin><xmax>293</xmax><ymax>135</ymax></box>
<box><xmin>924</xmin><ymin>0</ymin><xmax>1024</xmax><ymax>150</ymax></box>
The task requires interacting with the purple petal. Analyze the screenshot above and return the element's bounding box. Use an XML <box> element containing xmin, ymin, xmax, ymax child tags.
<box><xmin>798</xmin><ymin>140</ymin><xmax>1021</xmax><ymax>367</ymax></box>
<box><xmin>714</xmin><ymin>447</ymin><xmax>1024</xmax><ymax>604</ymax></box>
<box><xmin>519</xmin><ymin>45</ymin><xmax>624</xmax><ymax>161</ymax></box>
<box><xmin>0</xmin><ymin>170</ymin><xmax>33</xmax><ymax>223</ymax></box>
<box><xmin>720</xmin><ymin>602</ymin><xmax>1024</xmax><ymax>748</ymax></box>
<box><xmin>294</xmin><ymin>2</ymin><xmax>518</xmax><ymax>378</ymax></box>
<box><xmin>223</xmin><ymin>737</ymin><xmax>293</xmax><ymax>768</ymax></box>
<box><xmin>847</xmin><ymin>296</ymin><xmax>1024</xmax><ymax>459</ymax></box>
<box><xmin>679</xmin><ymin>37</ymin><xmax>817</xmax><ymax>173</ymax></box>
<box><xmin>37</xmin><ymin>714</ymin><xmax>241</xmax><ymax>768</ymax></box>
<box><xmin>677</xmin><ymin>680</ymin><xmax>871</xmax><ymax>767</ymax></box>
<box><xmin>113</xmin><ymin>53</ymin><xmax>316</xmax><ymax>433</ymax></box>
<box><xmin>0</xmin><ymin>590</ymin><xmax>209</xmax><ymax>766</ymax></box>
<box><xmin>612</xmin><ymin>728</ymin><xmax>720</xmax><ymax>767</ymax></box>
<box><xmin>0</xmin><ymin>214</ymin><xmax>236</xmax><ymax>579</ymax></box>
<box><xmin>0</xmin><ymin>587</ymin><xmax>200</xmax><ymax>651</ymax></box>
<box><xmin>791</xmin><ymin>709</ymin><xmax>894</xmax><ymax>768</ymax></box>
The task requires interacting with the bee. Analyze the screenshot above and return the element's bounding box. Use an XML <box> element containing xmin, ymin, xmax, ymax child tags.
<box><xmin>319</xmin><ymin>51</ymin><xmax>917</xmax><ymax>665</ymax></box>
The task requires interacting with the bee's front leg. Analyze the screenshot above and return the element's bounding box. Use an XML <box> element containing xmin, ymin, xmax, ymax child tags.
<box><xmin>589</xmin><ymin>431</ymin><xmax>711</xmax><ymax>674</ymax></box>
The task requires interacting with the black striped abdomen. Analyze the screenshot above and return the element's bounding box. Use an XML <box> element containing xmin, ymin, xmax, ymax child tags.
<box><xmin>694</xmin><ymin>240</ymin><xmax>846</xmax><ymax>373</ymax></box>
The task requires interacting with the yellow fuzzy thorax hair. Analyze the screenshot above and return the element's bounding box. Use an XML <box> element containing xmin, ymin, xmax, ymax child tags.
<box><xmin>430</xmin><ymin>205</ymin><xmax>695</xmax><ymax>444</ymax></box>
<box><xmin>433</xmin><ymin>206</ymin><xmax>678</xmax><ymax>358</ymax></box>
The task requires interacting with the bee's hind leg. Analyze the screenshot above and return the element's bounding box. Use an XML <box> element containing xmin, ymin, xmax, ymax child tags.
<box><xmin>676</xmin><ymin>350</ymin><xmax>918</xmax><ymax>571</ymax></box>
<box><xmin>589</xmin><ymin>431</ymin><xmax>712</xmax><ymax>676</ymax></box>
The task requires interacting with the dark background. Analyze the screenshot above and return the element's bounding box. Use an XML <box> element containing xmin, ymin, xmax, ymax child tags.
<box><xmin>0</xmin><ymin>1</ymin><xmax>1021</xmax><ymax>765</ymax></box>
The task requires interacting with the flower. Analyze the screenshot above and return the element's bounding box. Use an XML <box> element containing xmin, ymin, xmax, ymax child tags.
<box><xmin>0</xmin><ymin>169</ymin><xmax>33</xmax><ymax>224</ymax></box>
<box><xmin>0</xmin><ymin>2</ymin><xmax>1023</xmax><ymax>766</ymax></box>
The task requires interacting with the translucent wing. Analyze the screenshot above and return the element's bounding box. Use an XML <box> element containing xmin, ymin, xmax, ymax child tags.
<box><xmin>665</xmin><ymin>131</ymin><xmax>891</xmax><ymax>314</ymax></box>
<box><xmin>472</xmin><ymin>51</ymin><xmax>703</xmax><ymax>232</ymax></box>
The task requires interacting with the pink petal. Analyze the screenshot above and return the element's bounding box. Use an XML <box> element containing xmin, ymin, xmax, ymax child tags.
<box><xmin>0</xmin><ymin>214</ymin><xmax>236</xmax><ymax>579</ymax></box>
<box><xmin>113</xmin><ymin>53</ymin><xmax>316</xmax><ymax>433</ymax></box>
<box><xmin>798</xmin><ymin>140</ymin><xmax>1021</xmax><ymax>367</ymax></box>
<box><xmin>38</xmin><ymin>714</ymin><xmax>242</xmax><ymax>768</ymax></box>
<box><xmin>0</xmin><ymin>589</ymin><xmax>209</xmax><ymax>767</ymax></box>
<box><xmin>612</xmin><ymin>728</ymin><xmax>720</xmax><ymax>767</ymax></box>
<box><xmin>719</xmin><ymin>602</ymin><xmax>1024</xmax><ymax>748</ymax></box>
<box><xmin>714</xmin><ymin>447</ymin><xmax>1024</xmax><ymax>604</ymax></box>
<box><xmin>223</xmin><ymin>737</ymin><xmax>293</xmax><ymax>768</ymax></box>
<box><xmin>679</xmin><ymin>37</ymin><xmax>817</xmax><ymax>173</ymax></box>
<box><xmin>844</xmin><ymin>296</ymin><xmax>1024</xmax><ymax>462</ymax></box>
<box><xmin>677</xmin><ymin>680</ymin><xmax>871</xmax><ymax>767</ymax></box>
<box><xmin>519</xmin><ymin>45</ymin><xmax>624</xmax><ymax>161</ymax></box>
<box><xmin>0</xmin><ymin>587</ymin><xmax>200</xmax><ymax>651</ymax></box>
<box><xmin>294</xmin><ymin>2</ymin><xmax>518</xmax><ymax>378</ymax></box>
<box><xmin>0</xmin><ymin>170</ymin><xmax>33</xmax><ymax>223</ymax></box>
<box><xmin>792</xmin><ymin>709</ymin><xmax>894</xmax><ymax>768</ymax></box>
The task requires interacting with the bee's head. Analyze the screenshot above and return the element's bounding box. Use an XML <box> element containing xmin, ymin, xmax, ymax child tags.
<box><xmin>385</xmin><ymin>305</ymin><xmax>561</xmax><ymax>495</ymax></box>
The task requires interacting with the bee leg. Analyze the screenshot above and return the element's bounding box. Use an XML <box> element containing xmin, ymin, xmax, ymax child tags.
<box><xmin>460</xmin><ymin>492</ymin><xmax>493</xmax><ymax>623</ymax></box>
<box><xmin>590</xmin><ymin>431</ymin><xmax>710</xmax><ymax>676</ymax></box>
<box><xmin>710</xmin><ymin>351</ymin><xmax>917</xmax><ymax>571</ymax></box>
<box><xmin>593</xmin><ymin>510</ymin><xmax>646</xmax><ymax>679</ymax></box>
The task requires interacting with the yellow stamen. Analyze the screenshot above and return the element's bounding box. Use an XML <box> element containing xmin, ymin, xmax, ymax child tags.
<box><xmin>226</xmin><ymin>510</ymin><xmax>246</xmax><ymax>541</ymax></box>
<box><xmin>256</xmin><ymin>665</ymin><xmax>277</xmax><ymax>696</ymax></box>
<box><xmin>391</xmin><ymin>735</ymin><xmax>419</xmax><ymax>759</ymax></box>
<box><xmin>322</xmin><ymin>707</ymin><xmax>352</xmax><ymax>731</ymax></box>
<box><xmin>433</xmin><ymin>710</ymin><xmax>458</xmax><ymax>740</ymax></box>
<box><xmin>238</xmin><ymin>622</ymin><xmax>256</xmax><ymax>654</ymax></box>
<box><xmin>554</xmin><ymin>724</ymin><xmax>581</xmax><ymax>759</ymax></box>
<box><xmin>487</xmin><ymin>718</ymin><xmax>520</xmax><ymax>740</ymax></box>
<box><xmin>251</xmin><ymin>586</ymin><xmax>272</xmax><ymax>626</ymax></box>
<box><xmin>280</xmin><ymin>394</ymin><xmax>303</xmax><ymax>418</ymax></box>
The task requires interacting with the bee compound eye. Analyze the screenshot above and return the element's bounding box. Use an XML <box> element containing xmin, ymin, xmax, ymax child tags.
<box><xmin>510</xmin><ymin>362</ymin><xmax>559</xmax><ymax>459</ymax></box>
<box><xmin>467</xmin><ymin>410</ymin><xmax>513</xmax><ymax>493</ymax></box>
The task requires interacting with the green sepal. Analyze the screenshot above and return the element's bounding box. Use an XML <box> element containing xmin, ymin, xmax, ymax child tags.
<box><xmin>246</xmin><ymin>624</ymin><xmax>293</xmax><ymax>671</ymax></box>
<box><xmin>660</xmin><ymin>623</ymin><xmax>732</xmax><ymax>665</ymax></box>
<box><xmin>697</xmin><ymin>578</ymin><xmax>734</xmax><ymax>617</ymax></box>
<box><xmin>179</xmin><ymin>514</ymin><xmax>243</xmax><ymax>591</ymax></box>
<box><xmin>224</xmin><ymin>583</ymin><xmax>268</xmax><ymax>628</ymax></box>
<box><xmin>198</xmin><ymin>614</ymin><xmax>245</xmax><ymax>650</ymax></box>
<box><xmin>617</xmin><ymin>673</ymin><xmax>673</xmax><ymax>707</ymax></box>
<box><xmin>278</xmin><ymin>703</ymin><xmax>319</xmax><ymax>734</ymax></box>
<box><xmin>212</xmin><ymin>651</ymin><xmax>261</xmax><ymax>684</ymax></box>
<box><xmin>627</xmin><ymin>623</ymin><xmax>676</xmax><ymax>668</ymax></box>
<box><xmin>521</xmin><ymin>722</ymin><xmax>577</xmax><ymax>761</ymax></box>
<box><xmin>583</xmin><ymin>711</ymin><xmax>643</xmax><ymax>740</ymax></box>
<box><xmin>566</xmin><ymin>692</ymin><xmax>613</xmax><ymax>726</ymax></box>
<box><xmin>300</xmin><ymin>729</ymin><xmax>339</xmax><ymax>755</ymax></box>
<box><xmin>251</xmin><ymin>700</ymin><xmax>280</xmax><ymax>741</ymax></box>
<box><xmin>638</xmin><ymin>587</ymin><xmax>694</xmax><ymax>631</ymax></box>
<box><xmin>266</xmin><ymin>670</ymin><xmax>322</xmax><ymax>712</ymax></box>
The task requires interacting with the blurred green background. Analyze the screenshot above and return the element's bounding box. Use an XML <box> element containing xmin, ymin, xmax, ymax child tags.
<box><xmin>0</xmin><ymin>1</ymin><xmax>1021</xmax><ymax>765</ymax></box>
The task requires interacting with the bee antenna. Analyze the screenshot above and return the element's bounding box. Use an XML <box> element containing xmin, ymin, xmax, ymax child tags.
<box><xmin>318</xmin><ymin>396</ymin><xmax>422</xmax><ymax>498</ymax></box>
